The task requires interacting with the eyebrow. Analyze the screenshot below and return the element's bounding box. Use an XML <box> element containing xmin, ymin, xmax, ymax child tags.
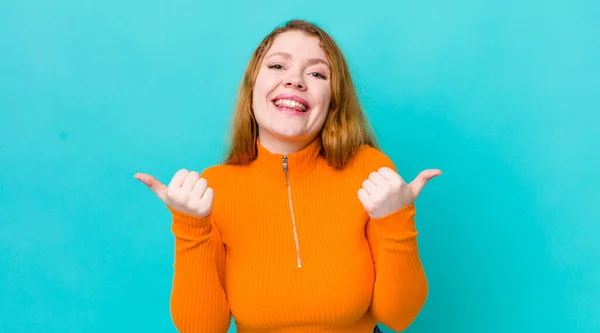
<box><xmin>266</xmin><ymin>52</ymin><xmax>331</xmax><ymax>70</ymax></box>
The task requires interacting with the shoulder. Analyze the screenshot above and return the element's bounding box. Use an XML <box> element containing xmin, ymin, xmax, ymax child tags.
<box><xmin>201</xmin><ymin>164</ymin><xmax>244</xmax><ymax>180</ymax></box>
<box><xmin>199</xmin><ymin>163</ymin><xmax>244</xmax><ymax>186</ymax></box>
<box><xmin>354</xmin><ymin>145</ymin><xmax>397</xmax><ymax>173</ymax></box>
<box><xmin>199</xmin><ymin>164</ymin><xmax>228</xmax><ymax>179</ymax></box>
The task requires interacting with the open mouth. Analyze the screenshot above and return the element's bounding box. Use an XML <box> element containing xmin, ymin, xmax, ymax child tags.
<box><xmin>271</xmin><ymin>96</ymin><xmax>310</xmax><ymax>113</ymax></box>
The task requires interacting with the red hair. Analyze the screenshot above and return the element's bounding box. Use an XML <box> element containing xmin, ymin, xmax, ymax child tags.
<box><xmin>224</xmin><ymin>19</ymin><xmax>378</xmax><ymax>169</ymax></box>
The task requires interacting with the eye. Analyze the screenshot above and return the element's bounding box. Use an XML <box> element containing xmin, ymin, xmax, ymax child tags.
<box><xmin>268</xmin><ymin>64</ymin><xmax>284</xmax><ymax>70</ymax></box>
<box><xmin>309</xmin><ymin>72</ymin><xmax>327</xmax><ymax>79</ymax></box>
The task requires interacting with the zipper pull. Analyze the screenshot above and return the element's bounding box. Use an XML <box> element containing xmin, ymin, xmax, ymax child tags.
<box><xmin>282</xmin><ymin>155</ymin><xmax>288</xmax><ymax>173</ymax></box>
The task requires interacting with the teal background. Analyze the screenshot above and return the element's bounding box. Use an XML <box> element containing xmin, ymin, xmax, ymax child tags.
<box><xmin>1</xmin><ymin>0</ymin><xmax>598</xmax><ymax>332</ymax></box>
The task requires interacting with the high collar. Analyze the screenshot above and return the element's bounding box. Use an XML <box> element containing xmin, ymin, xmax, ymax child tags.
<box><xmin>253</xmin><ymin>137</ymin><xmax>323</xmax><ymax>182</ymax></box>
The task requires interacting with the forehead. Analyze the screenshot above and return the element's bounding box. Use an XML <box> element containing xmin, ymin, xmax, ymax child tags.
<box><xmin>266</xmin><ymin>31</ymin><xmax>328</xmax><ymax>62</ymax></box>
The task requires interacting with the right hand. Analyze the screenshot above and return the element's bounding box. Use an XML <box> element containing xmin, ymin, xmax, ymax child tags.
<box><xmin>134</xmin><ymin>169</ymin><xmax>214</xmax><ymax>217</ymax></box>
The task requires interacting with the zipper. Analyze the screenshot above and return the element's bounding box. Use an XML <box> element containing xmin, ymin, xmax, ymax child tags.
<box><xmin>283</xmin><ymin>155</ymin><xmax>302</xmax><ymax>268</ymax></box>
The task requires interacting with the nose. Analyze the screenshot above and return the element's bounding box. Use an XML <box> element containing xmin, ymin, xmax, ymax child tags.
<box><xmin>284</xmin><ymin>72</ymin><xmax>306</xmax><ymax>90</ymax></box>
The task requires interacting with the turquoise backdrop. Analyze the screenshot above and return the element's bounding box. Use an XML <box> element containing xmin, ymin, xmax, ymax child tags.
<box><xmin>1</xmin><ymin>0</ymin><xmax>598</xmax><ymax>332</ymax></box>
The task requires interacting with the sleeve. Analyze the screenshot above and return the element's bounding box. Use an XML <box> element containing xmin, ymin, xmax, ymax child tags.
<box><xmin>363</xmin><ymin>148</ymin><xmax>428</xmax><ymax>332</ymax></box>
<box><xmin>167</xmin><ymin>170</ymin><xmax>230</xmax><ymax>333</ymax></box>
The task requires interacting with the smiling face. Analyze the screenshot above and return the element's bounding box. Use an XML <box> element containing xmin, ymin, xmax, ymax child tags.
<box><xmin>252</xmin><ymin>30</ymin><xmax>332</xmax><ymax>152</ymax></box>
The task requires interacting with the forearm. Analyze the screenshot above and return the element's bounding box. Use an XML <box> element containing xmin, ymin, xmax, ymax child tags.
<box><xmin>370</xmin><ymin>204</ymin><xmax>428</xmax><ymax>332</ymax></box>
<box><xmin>169</xmin><ymin>208</ymin><xmax>231</xmax><ymax>333</ymax></box>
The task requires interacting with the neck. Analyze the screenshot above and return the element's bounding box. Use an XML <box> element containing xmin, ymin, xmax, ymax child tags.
<box><xmin>258</xmin><ymin>133</ymin><xmax>316</xmax><ymax>155</ymax></box>
<box><xmin>254</xmin><ymin>134</ymin><xmax>323</xmax><ymax>182</ymax></box>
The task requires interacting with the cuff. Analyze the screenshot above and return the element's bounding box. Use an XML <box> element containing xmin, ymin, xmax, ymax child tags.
<box><xmin>168</xmin><ymin>205</ymin><xmax>213</xmax><ymax>238</ymax></box>
<box><xmin>371</xmin><ymin>203</ymin><xmax>417</xmax><ymax>239</ymax></box>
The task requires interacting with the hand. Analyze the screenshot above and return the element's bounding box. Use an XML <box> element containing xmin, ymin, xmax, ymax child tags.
<box><xmin>134</xmin><ymin>169</ymin><xmax>214</xmax><ymax>218</ymax></box>
<box><xmin>358</xmin><ymin>167</ymin><xmax>442</xmax><ymax>219</ymax></box>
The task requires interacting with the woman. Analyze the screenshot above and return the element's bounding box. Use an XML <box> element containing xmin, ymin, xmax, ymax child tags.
<box><xmin>135</xmin><ymin>19</ymin><xmax>441</xmax><ymax>333</ymax></box>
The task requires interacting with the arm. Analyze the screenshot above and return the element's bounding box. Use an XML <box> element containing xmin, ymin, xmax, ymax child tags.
<box><xmin>169</xmin><ymin>208</ymin><xmax>231</xmax><ymax>333</ymax></box>
<box><xmin>362</xmin><ymin>149</ymin><xmax>430</xmax><ymax>332</ymax></box>
<box><xmin>366</xmin><ymin>204</ymin><xmax>427</xmax><ymax>332</ymax></box>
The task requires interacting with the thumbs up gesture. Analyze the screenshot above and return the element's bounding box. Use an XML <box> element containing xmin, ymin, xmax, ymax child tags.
<box><xmin>358</xmin><ymin>167</ymin><xmax>442</xmax><ymax>219</ymax></box>
<box><xmin>134</xmin><ymin>169</ymin><xmax>214</xmax><ymax>218</ymax></box>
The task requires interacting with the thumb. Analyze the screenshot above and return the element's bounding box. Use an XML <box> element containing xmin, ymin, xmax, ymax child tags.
<box><xmin>134</xmin><ymin>173</ymin><xmax>168</xmax><ymax>202</ymax></box>
<box><xmin>409</xmin><ymin>169</ymin><xmax>442</xmax><ymax>198</ymax></box>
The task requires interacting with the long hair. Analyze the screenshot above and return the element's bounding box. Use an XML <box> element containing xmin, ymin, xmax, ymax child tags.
<box><xmin>224</xmin><ymin>19</ymin><xmax>378</xmax><ymax>169</ymax></box>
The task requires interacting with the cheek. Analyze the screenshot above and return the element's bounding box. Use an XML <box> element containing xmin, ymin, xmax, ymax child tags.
<box><xmin>317</xmin><ymin>91</ymin><xmax>332</xmax><ymax>124</ymax></box>
<box><xmin>314</xmin><ymin>93</ymin><xmax>331</xmax><ymax>123</ymax></box>
<box><xmin>252</xmin><ymin>79</ymin><xmax>263</xmax><ymax>104</ymax></box>
<box><xmin>317</xmin><ymin>81</ymin><xmax>332</xmax><ymax>104</ymax></box>
<box><xmin>252</xmin><ymin>79</ymin><xmax>273</xmax><ymax>123</ymax></box>
<box><xmin>318</xmin><ymin>87</ymin><xmax>332</xmax><ymax>113</ymax></box>
<box><xmin>255</xmin><ymin>70</ymin><xmax>278</xmax><ymax>90</ymax></box>
<box><xmin>253</xmin><ymin>78</ymin><xmax>277</xmax><ymax>106</ymax></box>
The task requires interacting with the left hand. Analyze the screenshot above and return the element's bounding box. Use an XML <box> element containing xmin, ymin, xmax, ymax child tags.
<box><xmin>358</xmin><ymin>167</ymin><xmax>442</xmax><ymax>219</ymax></box>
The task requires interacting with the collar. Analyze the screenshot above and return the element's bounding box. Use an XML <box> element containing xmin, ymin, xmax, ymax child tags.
<box><xmin>252</xmin><ymin>136</ymin><xmax>323</xmax><ymax>182</ymax></box>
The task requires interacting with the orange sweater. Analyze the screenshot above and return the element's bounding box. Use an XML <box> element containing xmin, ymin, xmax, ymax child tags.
<box><xmin>168</xmin><ymin>138</ymin><xmax>428</xmax><ymax>333</ymax></box>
